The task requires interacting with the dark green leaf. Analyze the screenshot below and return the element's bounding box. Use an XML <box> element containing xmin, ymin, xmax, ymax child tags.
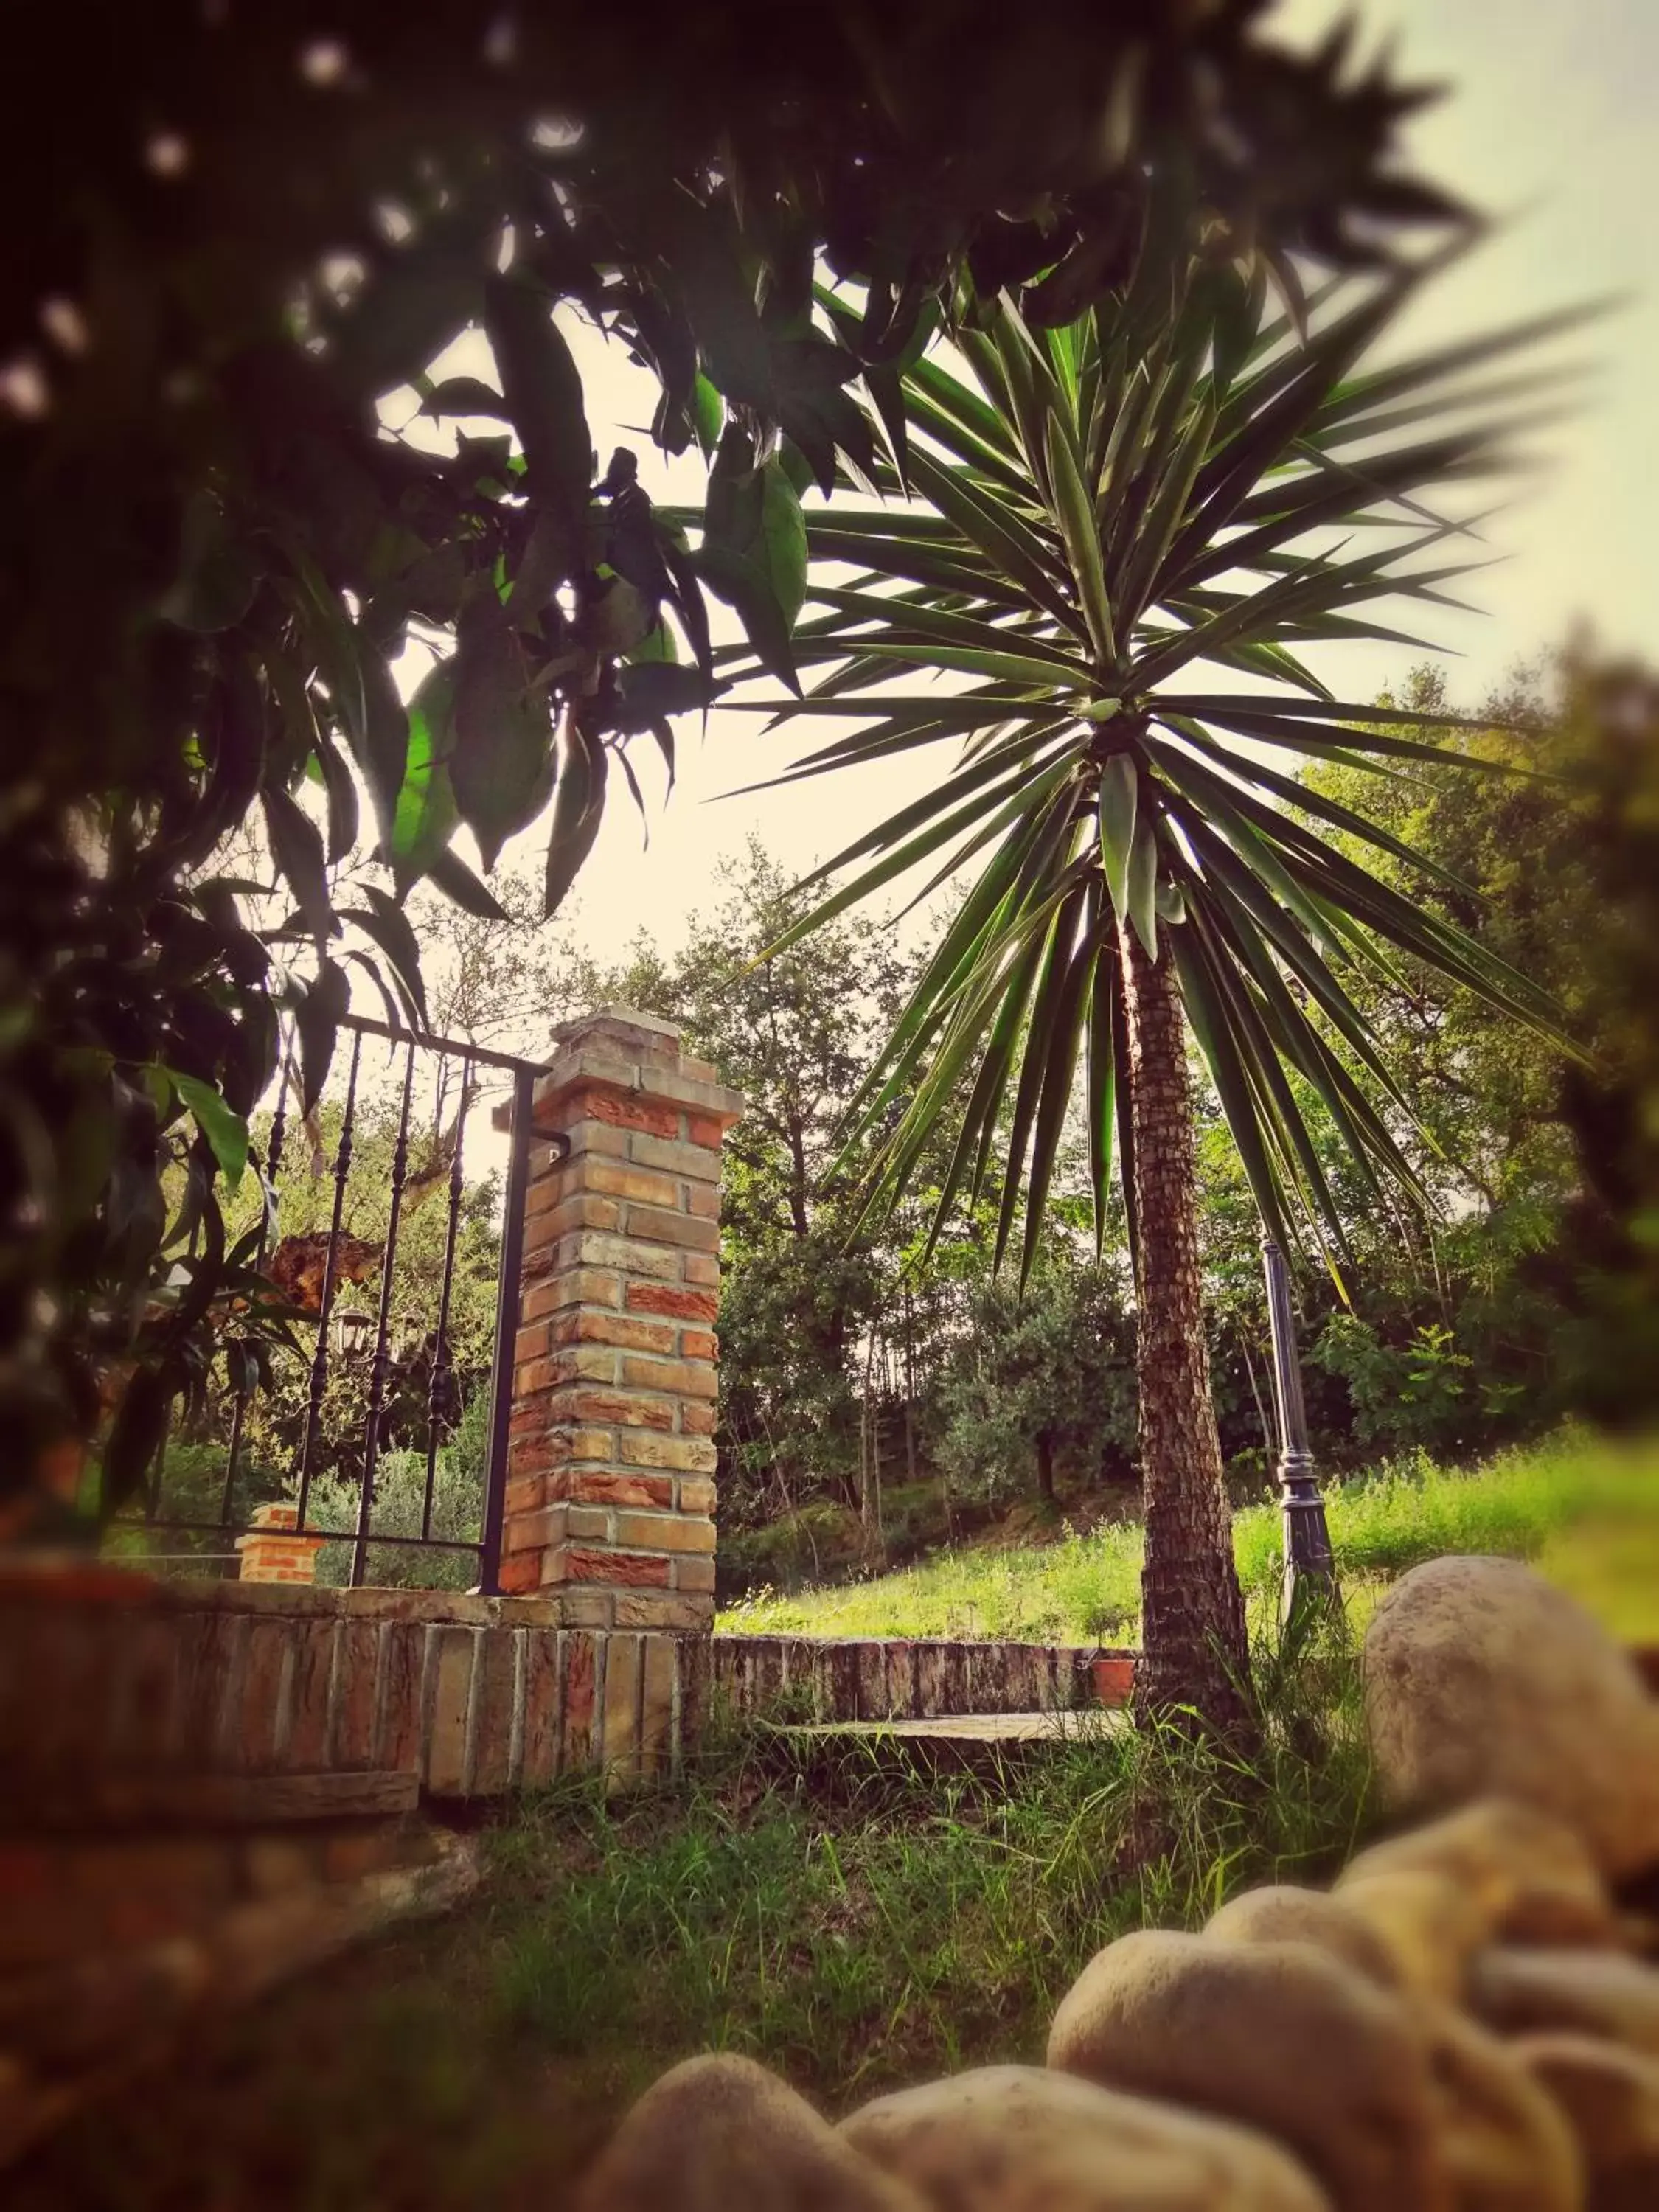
<box><xmin>167</xmin><ymin>1072</ymin><xmax>249</xmax><ymax>1190</ymax></box>
<box><xmin>260</xmin><ymin>787</ymin><xmax>332</xmax><ymax>942</ymax></box>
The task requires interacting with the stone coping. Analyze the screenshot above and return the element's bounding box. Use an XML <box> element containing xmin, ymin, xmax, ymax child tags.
<box><xmin>0</xmin><ymin>1560</ymin><xmax>566</xmax><ymax>1628</ymax></box>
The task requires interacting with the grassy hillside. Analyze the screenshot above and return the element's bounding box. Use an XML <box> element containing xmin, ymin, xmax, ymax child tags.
<box><xmin>718</xmin><ymin>1429</ymin><xmax>1659</xmax><ymax>1646</ymax></box>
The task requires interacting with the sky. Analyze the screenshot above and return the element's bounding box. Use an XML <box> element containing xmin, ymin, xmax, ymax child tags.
<box><xmin>397</xmin><ymin>0</ymin><xmax>1658</xmax><ymax>981</ymax></box>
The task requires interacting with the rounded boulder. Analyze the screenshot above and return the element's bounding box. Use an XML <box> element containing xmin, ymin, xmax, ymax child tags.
<box><xmin>1412</xmin><ymin>2003</ymin><xmax>1582</xmax><ymax>2212</ymax></box>
<box><xmin>1338</xmin><ymin>1799</ymin><xmax>1617</xmax><ymax>1950</ymax></box>
<box><xmin>579</xmin><ymin>2053</ymin><xmax>926</xmax><ymax>2212</ymax></box>
<box><xmin>1512</xmin><ymin>2033</ymin><xmax>1659</xmax><ymax>2210</ymax></box>
<box><xmin>1204</xmin><ymin>1885</ymin><xmax>1400</xmax><ymax>1990</ymax></box>
<box><xmin>841</xmin><ymin>2065</ymin><xmax>1332</xmax><ymax>2212</ymax></box>
<box><xmin>1046</xmin><ymin>1928</ymin><xmax>1449</xmax><ymax>2212</ymax></box>
<box><xmin>1362</xmin><ymin>1556</ymin><xmax>1659</xmax><ymax>1878</ymax></box>
<box><xmin>1335</xmin><ymin>1869</ymin><xmax>1489</xmax><ymax>2001</ymax></box>
<box><xmin>1469</xmin><ymin>1947</ymin><xmax>1659</xmax><ymax>2059</ymax></box>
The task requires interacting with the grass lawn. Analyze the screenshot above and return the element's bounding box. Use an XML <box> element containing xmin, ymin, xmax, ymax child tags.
<box><xmin>18</xmin><ymin>1427</ymin><xmax>1656</xmax><ymax>2208</ymax></box>
<box><xmin>717</xmin><ymin>1427</ymin><xmax>1659</xmax><ymax>1649</ymax></box>
<box><xmin>15</xmin><ymin>1644</ymin><xmax>1372</xmax><ymax>2212</ymax></box>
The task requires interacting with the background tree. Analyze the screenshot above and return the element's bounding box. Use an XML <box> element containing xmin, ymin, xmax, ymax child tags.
<box><xmin>4</xmin><ymin>6</ymin><xmax>1454</xmax><ymax>1517</ymax></box>
<box><xmin>738</xmin><ymin>234</ymin><xmax>1576</xmax><ymax>1724</ymax></box>
<box><xmin>3</xmin><ymin>7</ymin><xmax>1470</xmax><ymax>1531</ymax></box>
<box><xmin>933</xmin><ymin>1260</ymin><xmax>1137</xmax><ymax>1512</ymax></box>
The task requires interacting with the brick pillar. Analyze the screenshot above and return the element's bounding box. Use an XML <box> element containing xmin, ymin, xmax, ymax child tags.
<box><xmin>499</xmin><ymin>1009</ymin><xmax>742</xmax><ymax>1628</ymax></box>
<box><xmin>237</xmin><ymin>1501</ymin><xmax>326</xmax><ymax>1585</ymax></box>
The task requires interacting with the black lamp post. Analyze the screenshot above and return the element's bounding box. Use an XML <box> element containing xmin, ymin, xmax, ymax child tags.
<box><xmin>1259</xmin><ymin>1233</ymin><xmax>1337</xmax><ymax>1621</ymax></box>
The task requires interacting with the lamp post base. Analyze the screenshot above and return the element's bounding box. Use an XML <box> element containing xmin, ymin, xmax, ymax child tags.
<box><xmin>1278</xmin><ymin>1447</ymin><xmax>1336</xmax><ymax>1630</ymax></box>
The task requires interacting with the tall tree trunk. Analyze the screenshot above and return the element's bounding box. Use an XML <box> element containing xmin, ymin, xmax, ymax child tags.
<box><xmin>1034</xmin><ymin>1430</ymin><xmax>1056</xmax><ymax>1503</ymax></box>
<box><xmin>1120</xmin><ymin>922</ymin><xmax>1250</xmax><ymax>1728</ymax></box>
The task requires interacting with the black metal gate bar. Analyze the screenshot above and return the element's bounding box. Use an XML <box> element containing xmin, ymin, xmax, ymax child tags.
<box><xmin>293</xmin><ymin>1026</ymin><xmax>364</xmax><ymax>1532</ymax></box>
<box><xmin>218</xmin><ymin>1081</ymin><xmax>289</xmax><ymax>1528</ymax></box>
<box><xmin>349</xmin><ymin>1036</ymin><xmax>418</xmax><ymax>1589</ymax></box>
<box><xmin>422</xmin><ymin>1054</ymin><xmax>473</xmax><ymax>1542</ymax></box>
<box><xmin>476</xmin><ymin>1062</ymin><xmax>535</xmax><ymax>1597</ymax></box>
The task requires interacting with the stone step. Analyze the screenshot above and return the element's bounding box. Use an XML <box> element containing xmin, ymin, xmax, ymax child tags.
<box><xmin>772</xmin><ymin>1708</ymin><xmax>1127</xmax><ymax>1773</ymax></box>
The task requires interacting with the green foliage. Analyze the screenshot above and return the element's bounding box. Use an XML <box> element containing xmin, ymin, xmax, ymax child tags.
<box><xmin>745</xmin><ymin>256</ymin><xmax>1578</xmax><ymax>1281</ymax></box>
<box><xmin>4</xmin><ymin>7</ymin><xmax>1455</xmax><ymax>1511</ymax></box>
<box><xmin>726</xmin><ymin>1428</ymin><xmax>1659</xmax><ymax>1646</ymax></box>
<box><xmin>307</xmin><ymin>1391</ymin><xmax>490</xmax><ymax>1593</ymax></box>
<box><xmin>933</xmin><ymin>1262</ymin><xmax>1137</xmax><ymax>1507</ymax></box>
<box><xmin>1289</xmin><ymin>653</ymin><xmax>1659</xmax><ymax>1428</ymax></box>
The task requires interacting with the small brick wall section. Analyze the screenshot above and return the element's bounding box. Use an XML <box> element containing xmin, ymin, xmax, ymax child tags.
<box><xmin>712</xmin><ymin>1635</ymin><xmax>1138</xmax><ymax>1722</ymax></box>
<box><xmin>0</xmin><ymin>1574</ymin><xmax>706</xmax><ymax>1804</ymax></box>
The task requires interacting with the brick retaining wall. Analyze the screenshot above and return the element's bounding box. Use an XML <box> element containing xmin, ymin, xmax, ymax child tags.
<box><xmin>0</xmin><ymin>1570</ymin><xmax>708</xmax><ymax>1807</ymax></box>
<box><xmin>712</xmin><ymin>1635</ymin><xmax>1138</xmax><ymax>1722</ymax></box>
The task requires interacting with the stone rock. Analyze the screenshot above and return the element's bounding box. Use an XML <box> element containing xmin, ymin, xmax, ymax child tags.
<box><xmin>841</xmin><ymin>2065</ymin><xmax>1332</xmax><ymax>2211</ymax></box>
<box><xmin>1412</xmin><ymin>2003</ymin><xmax>1582</xmax><ymax>2212</ymax></box>
<box><xmin>1362</xmin><ymin>1556</ymin><xmax>1659</xmax><ymax>1878</ymax></box>
<box><xmin>579</xmin><ymin>2053</ymin><xmax>925</xmax><ymax>2212</ymax></box>
<box><xmin>1335</xmin><ymin>1870</ymin><xmax>1489</xmax><ymax>2000</ymax></box>
<box><xmin>1338</xmin><ymin>1800</ymin><xmax>1617</xmax><ymax>1949</ymax></box>
<box><xmin>1469</xmin><ymin>1947</ymin><xmax>1659</xmax><ymax>2059</ymax></box>
<box><xmin>1046</xmin><ymin>1928</ymin><xmax>1449</xmax><ymax>2212</ymax></box>
<box><xmin>1511</xmin><ymin>2033</ymin><xmax>1659</xmax><ymax>2211</ymax></box>
<box><xmin>1205</xmin><ymin>1885</ymin><xmax>1400</xmax><ymax>1989</ymax></box>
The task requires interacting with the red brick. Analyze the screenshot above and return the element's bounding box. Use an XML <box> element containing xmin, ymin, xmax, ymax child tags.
<box><xmin>522</xmin><ymin>1269</ymin><xmax>621</xmax><ymax>1320</ymax></box>
<box><xmin>629</xmin><ymin>1133</ymin><xmax>721</xmax><ymax>1183</ymax></box>
<box><xmin>614</xmin><ymin>1512</ymin><xmax>715</xmax><ymax>1555</ymax></box>
<box><xmin>626</xmin><ymin>1283</ymin><xmax>720</xmax><ymax>1323</ymax></box>
<box><xmin>504</xmin><ymin>1503</ymin><xmax>566</xmax><ymax>1554</ymax></box>
<box><xmin>673</xmin><ymin>1555</ymin><xmax>717</xmax><ymax>1593</ymax></box>
<box><xmin>616</xmin><ymin>1592</ymin><xmax>714</xmax><ymax>1632</ymax></box>
<box><xmin>568</xmin><ymin>1088</ymin><xmax>680</xmax><ymax>1139</ymax></box>
<box><xmin>549</xmin><ymin>1231</ymin><xmax>681</xmax><ymax>1282</ymax></box>
<box><xmin>524</xmin><ymin>1172</ymin><xmax>562</xmax><ymax>1218</ymax></box>
<box><xmin>563</xmin><ymin>1632</ymin><xmax>597</xmax><ymax>1766</ymax></box>
<box><xmin>504</xmin><ymin>1473</ymin><xmax>545</xmax><ymax>1520</ymax></box>
<box><xmin>563</xmin><ymin>1549</ymin><xmax>671</xmax><ymax>1587</ymax></box>
<box><xmin>579</xmin><ymin>1158</ymin><xmax>682</xmax><ymax>1208</ymax></box>
<box><xmin>470</xmin><ymin>1630</ymin><xmax>519</xmax><ymax>1795</ymax></box>
<box><xmin>496</xmin><ymin>1551</ymin><xmax>542</xmax><ymax>1595</ymax></box>
<box><xmin>552</xmin><ymin>1471</ymin><xmax>675</xmax><ymax>1509</ymax></box>
<box><xmin>509</xmin><ymin>1437</ymin><xmax>560</xmax><ymax>1479</ymax></box>
<box><xmin>549</xmin><ymin>1309</ymin><xmax>676</xmax><ymax>1356</ymax></box>
<box><xmin>617</xmin><ymin>1431</ymin><xmax>717</xmax><ymax>1473</ymax></box>
<box><xmin>625</xmin><ymin>1204</ymin><xmax>720</xmax><ymax>1253</ymax></box>
<box><xmin>682</xmin><ymin>1253</ymin><xmax>720</xmax><ymax>1287</ymax></box>
<box><xmin>425</xmin><ymin>1626</ymin><xmax>477</xmax><ymax>1795</ymax></box>
<box><xmin>375</xmin><ymin>1621</ymin><xmax>426</xmax><ymax>1771</ymax></box>
<box><xmin>680</xmin><ymin>1329</ymin><xmax>717</xmax><ymax>1363</ymax></box>
<box><xmin>620</xmin><ymin>1354</ymin><xmax>718</xmax><ymax>1399</ymax></box>
<box><xmin>515</xmin><ymin>1321</ymin><xmax>551</xmax><ymax>1366</ymax></box>
<box><xmin>281</xmin><ymin>1620</ymin><xmax>335</xmax><ymax>1771</ymax></box>
<box><xmin>517</xmin><ymin>1345</ymin><xmax>617</xmax><ymax>1396</ymax></box>
<box><xmin>681</xmin><ymin>1401</ymin><xmax>717</xmax><ymax>1436</ymax></box>
<box><xmin>551</xmin><ymin>1388</ymin><xmax>675</xmax><ymax>1432</ymax></box>
<box><xmin>521</xmin><ymin>1628</ymin><xmax>563</xmax><ymax>1785</ymax></box>
<box><xmin>685</xmin><ymin>1182</ymin><xmax>720</xmax><ymax>1220</ymax></box>
<box><xmin>685</xmin><ymin>1113</ymin><xmax>726</xmax><ymax>1148</ymax></box>
<box><xmin>329</xmin><ymin>1620</ymin><xmax>380</xmax><ymax>1768</ymax></box>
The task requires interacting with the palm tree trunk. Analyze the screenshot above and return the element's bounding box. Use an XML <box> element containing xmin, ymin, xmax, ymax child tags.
<box><xmin>1120</xmin><ymin>922</ymin><xmax>1250</xmax><ymax>1729</ymax></box>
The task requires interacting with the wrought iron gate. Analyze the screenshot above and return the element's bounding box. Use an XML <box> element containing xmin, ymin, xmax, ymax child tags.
<box><xmin>115</xmin><ymin>1014</ymin><xmax>541</xmax><ymax>1592</ymax></box>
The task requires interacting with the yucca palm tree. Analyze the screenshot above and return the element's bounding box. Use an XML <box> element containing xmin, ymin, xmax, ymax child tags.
<box><xmin>716</xmin><ymin>235</ymin><xmax>1579</xmax><ymax>1727</ymax></box>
